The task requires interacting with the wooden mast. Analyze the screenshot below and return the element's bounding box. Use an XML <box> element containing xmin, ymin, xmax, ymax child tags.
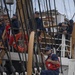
<box><xmin>17</xmin><ymin>0</ymin><xmax>26</xmax><ymax>25</ymax></box>
<box><xmin>17</xmin><ymin>0</ymin><xmax>35</xmax><ymax>75</ymax></box>
<box><xmin>27</xmin><ymin>31</ymin><xmax>35</xmax><ymax>75</ymax></box>
<box><xmin>72</xmin><ymin>23</ymin><xmax>75</xmax><ymax>58</ymax></box>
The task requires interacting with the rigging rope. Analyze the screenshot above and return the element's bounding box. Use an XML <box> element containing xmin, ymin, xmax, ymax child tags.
<box><xmin>29</xmin><ymin>0</ymin><xmax>40</xmax><ymax>73</ymax></box>
<box><xmin>16</xmin><ymin>0</ymin><xmax>28</xmax><ymax>72</ymax></box>
<box><xmin>3</xmin><ymin>0</ymin><xmax>27</xmax><ymax>74</ymax></box>
<box><xmin>1</xmin><ymin>38</ymin><xmax>16</xmax><ymax>75</ymax></box>
<box><xmin>71</xmin><ymin>0</ymin><xmax>75</xmax><ymax>19</ymax></box>
<box><xmin>62</xmin><ymin>0</ymin><xmax>68</xmax><ymax>18</ymax></box>
<box><xmin>45</xmin><ymin>0</ymin><xmax>54</xmax><ymax>48</ymax></box>
<box><xmin>48</xmin><ymin>0</ymin><xmax>56</xmax><ymax>49</ymax></box>
<box><xmin>54</xmin><ymin>0</ymin><xmax>63</xmax><ymax>74</ymax></box>
<box><xmin>68</xmin><ymin>0</ymin><xmax>71</xmax><ymax>18</ymax></box>
<box><xmin>43</xmin><ymin>0</ymin><xmax>47</xmax><ymax>13</ymax></box>
<box><xmin>34</xmin><ymin>0</ymin><xmax>37</xmax><ymax>12</ymax></box>
<box><xmin>37</xmin><ymin>0</ymin><xmax>46</xmax><ymax>70</ymax></box>
<box><xmin>1</xmin><ymin>0</ymin><xmax>73</xmax><ymax>74</ymax></box>
<box><xmin>53</xmin><ymin>0</ymin><xmax>59</xmax><ymax>49</ymax></box>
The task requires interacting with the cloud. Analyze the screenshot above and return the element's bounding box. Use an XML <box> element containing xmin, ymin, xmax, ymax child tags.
<box><xmin>32</xmin><ymin>0</ymin><xmax>75</xmax><ymax>21</ymax></box>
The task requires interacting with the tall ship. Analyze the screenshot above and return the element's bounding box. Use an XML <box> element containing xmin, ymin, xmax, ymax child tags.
<box><xmin>0</xmin><ymin>0</ymin><xmax>75</xmax><ymax>75</ymax></box>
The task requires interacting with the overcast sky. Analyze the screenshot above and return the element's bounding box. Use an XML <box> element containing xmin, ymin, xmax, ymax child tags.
<box><xmin>6</xmin><ymin>0</ymin><xmax>75</xmax><ymax>21</ymax></box>
<box><xmin>5</xmin><ymin>0</ymin><xmax>16</xmax><ymax>17</ymax></box>
<box><xmin>32</xmin><ymin>0</ymin><xmax>75</xmax><ymax>21</ymax></box>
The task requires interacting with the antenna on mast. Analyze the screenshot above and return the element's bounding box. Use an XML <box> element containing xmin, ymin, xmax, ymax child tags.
<box><xmin>5</xmin><ymin>0</ymin><xmax>14</xmax><ymax>17</ymax></box>
<box><xmin>5</xmin><ymin>0</ymin><xmax>14</xmax><ymax>5</ymax></box>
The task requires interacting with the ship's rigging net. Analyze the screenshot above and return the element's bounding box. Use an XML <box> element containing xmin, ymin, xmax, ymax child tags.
<box><xmin>0</xmin><ymin>0</ymin><xmax>73</xmax><ymax>74</ymax></box>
